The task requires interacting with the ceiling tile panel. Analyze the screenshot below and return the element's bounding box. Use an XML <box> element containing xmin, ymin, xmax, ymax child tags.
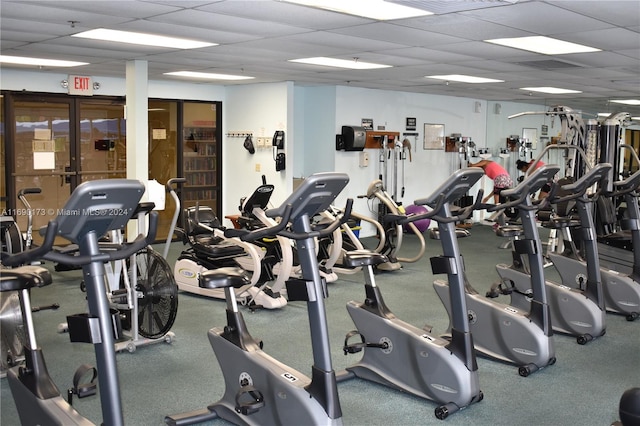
<box><xmin>0</xmin><ymin>0</ymin><xmax>637</xmax><ymax>114</ymax></box>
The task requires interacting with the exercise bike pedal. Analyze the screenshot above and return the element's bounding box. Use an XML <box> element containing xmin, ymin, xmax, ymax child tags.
<box><xmin>486</xmin><ymin>280</ymin><xmax>514</xmax><ymax>298</ymax></box>
<box><xmin>343</xmin><ymin>330</ymin><xmax>389</xmax><ymax>354</ymax></box>
<box><xmin>66</xmin><ymin>364</ymin><xmax>98</xmax><ymax>406</ymax></box>
<box><xmin>234</xmin><ymin>385</ymin><xmax>265</xmax><ymax>415</ymax></box>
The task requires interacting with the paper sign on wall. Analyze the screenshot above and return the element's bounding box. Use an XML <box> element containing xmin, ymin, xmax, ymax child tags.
<box><xmin>33</xmin><ymin>152</ymin><xmax>55</xmax><ymax>169</ymax></box>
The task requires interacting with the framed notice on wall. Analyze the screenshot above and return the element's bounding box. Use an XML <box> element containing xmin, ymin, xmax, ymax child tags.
<box><xmin>423</xmin><ymin>123</ymin><xmax>445</xmax><ymax>150</ymax></box>
<box><xmin>523</xmin><ymin>127</ymin><xmax>538</xmax><ymax>149</ymax></box>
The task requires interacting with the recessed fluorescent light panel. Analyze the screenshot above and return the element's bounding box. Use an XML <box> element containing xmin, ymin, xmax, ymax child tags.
<box><xmin>72</xmin><ymin>29</ymin><xmax>216</xmax><ymax>49</ymax></box>
<box><xmin>289</xmin><ymin>57</ymin><xmax>392</xmax><ymax>69</ymax></box>
<box><xmin>0</xmin><ymin>55</ymin><xmax>88</xmax><ymax>67</ymax></box>
<box><xmin>164</xmin><ymin>71</ymin><xmax>254</xmax><ymax>81</ymax></box>
<box><xmin>284</xmin><ymin>0</ymin><xmax>433</xmax><ymax>20</ymax></box>
<box><xmin>426</xmin><ymin>74</ymin><xmax>504</xmax><ymax>84</ymax></box>
<box><xmin>520</xmin><ymin>87</ymin><xmax>582</xmax><ymax>94</ymax></box>
<box><xmin>484</xmin><ymin>36</ymin><xmax>600</xmax><ymax>55</ymax></box>
<box><xmin>610</xmin><ymin>99</ymin><xmax>640</xmax><ymax>106</ymax></box>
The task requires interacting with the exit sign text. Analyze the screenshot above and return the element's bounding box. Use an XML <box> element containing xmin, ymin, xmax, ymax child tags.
<box><xmin>68</xmin><ymin>75</ymin><xmax>93</xmax><ymax>96</ymax></box>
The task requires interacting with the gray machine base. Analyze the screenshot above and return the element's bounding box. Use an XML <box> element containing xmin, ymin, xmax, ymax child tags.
<box><xmin>345</xmin><ymin>301</ymin><xmax>481</xmax><ymax>409</ymax></box>
<box><xmin>496</xmin><ymin>264</ymin><xmax>606</xmax><ymax>339</ymax></box>
<box><xmin>434</xmin><ymin>279</ymin><xmax>555</xmax><ymax>370</ymax></box>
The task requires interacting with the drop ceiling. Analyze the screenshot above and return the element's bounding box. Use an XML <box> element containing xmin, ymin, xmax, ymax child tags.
<box><xmin>1</xmin><ymin>0</ymin><xmax>639</xmax><ymax>115</ymax></box>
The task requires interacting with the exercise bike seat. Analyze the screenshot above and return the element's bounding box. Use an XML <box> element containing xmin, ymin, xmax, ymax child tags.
<box><xmin>0</xmin><ymin>265</ymin><xmax>52</xmax><ymax>292</ymax></box>
<box><xmin>496</xmin><ymin>225</ymin><xmax>524</xmax><ymax>238</ymax></box>
<box><xmin>343</xmin><ymin>250</ymin><xmax>388</xmax><ymax>268</ymax></box>
<box><xmin>200</xmin><ymin>267</ymin><xmax>250</xmax><ymax>290</ymax></box>
<box><xmin>543</xmin><ymin>216</ymin><xmax>580</xmax><ymax>229</ymax></box>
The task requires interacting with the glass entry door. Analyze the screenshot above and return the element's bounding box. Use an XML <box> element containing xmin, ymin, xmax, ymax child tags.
<box><xmin>12</xmin><ymin>98</ymin><xmax>75</xmax><ymax>243</ymax></box>
<box><xmin>78</xmin><ymin>100</ymin><xmax>127</xmax><ymax>182</ymax></box>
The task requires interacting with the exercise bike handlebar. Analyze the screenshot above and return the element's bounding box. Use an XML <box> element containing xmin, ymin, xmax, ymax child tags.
<box><xmin>275</xmin><ymin>198</ymin><xmax>353</xmax><ymax>240</ymax></box>
<box><xmin>1</xmin><ymin>211</ymin><xmax>159</xmax><ymax>268</ymax></box>
<box><xmin>392</xmin><ymin>193</ymin><xmax>446</xmax><ymax>225</ymax></box>
<box><xmin>549</xmin><ymin>163</ymin><xmax>612</xmax><ymax>205</ymax></box>
<box><xmin>483</xmin><ymin>165</ymin><xmax>562</xmax><ymax>213</ymax></box>
<box><xmin>224</xmin><ymin>204</ymin><xmax>293</xmax><ymax>241</ymax></box>
<box><xmin>225</xmin><ymin>198</ymin><xmax>354</xmax><ymax>242</ymax></box>
<box><xmin>611</xmin><ymin>169</ymin><xmax>640</xmax><ymax>197</ymax></box>
<box><xmin>413</xmin><ymin>190</ymin><xmax>484</xmax><ymax>224</ymax></box>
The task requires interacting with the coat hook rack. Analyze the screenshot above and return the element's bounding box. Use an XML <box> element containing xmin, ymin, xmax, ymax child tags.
<box><xmin>225</xmin><ymin>131</ymin><xmax>253</xmax><ymax>138</ymax></box>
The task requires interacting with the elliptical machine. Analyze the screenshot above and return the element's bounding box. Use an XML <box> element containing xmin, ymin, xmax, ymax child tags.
<box><xmin>433</xmin><ymin>165</ymin><xmax>558</xmax><ymax>376</ymax></box>
<box><xmin>1</xmin><ymin>179</ymin><xmax>158</xmax><ymax>426</ymax></box>
<box><xmin>167</xmin><ymin>179</ymin><xmax>286</xmax><ymax>309</ymax></box>
<box><xmin>339</xmin><ymin>168</ymin><xmax>484</xmax><ymax>420</ymax></box>
<box><xmin>166</xmin><ymin>172</ymin><xmax>353</xmax><ymax>426</ymax></box>
<box><xmin>495</xmin><ymin>160</ymin><xmax>610</xmax><ymax>344</ymax></box>
<box><xmin>360</xmin><ymin>179</ymin><xmax>426</xmax><ymax>271</ymax></box>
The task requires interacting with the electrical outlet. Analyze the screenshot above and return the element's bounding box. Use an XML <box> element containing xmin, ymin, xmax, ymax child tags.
<box><xmin>255</xmin><ymin>163</ymin><xmax>261</xmax><ymax>172</ymax></box>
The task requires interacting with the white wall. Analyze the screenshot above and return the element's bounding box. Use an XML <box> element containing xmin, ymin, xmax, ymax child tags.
<box><xmin>295</xmin><ymin>86</ymin><xmax>337</xmax><ymax>177</ymax></box>
<box><xmin>13</xmin><ymin>69</ymin><xmax>619</xmax><ymax>236</ymax></box>
<box><xmin>331</xmin><ymin>86</ymin><xmax>489</xmax><ymax>235</ymax></box>
<box><xmin>0</xmin><ymin>69</ymin><xmax>225</xmax><ymax>100</ymax></box>
<box><xmin>222</xmin><ymin>82</ymin><xmax>293</xmax><ymax>224</ymax></box>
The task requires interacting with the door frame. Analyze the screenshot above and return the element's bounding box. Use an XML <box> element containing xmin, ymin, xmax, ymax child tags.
<box><xmin>2</xmin><ymin>91</ymin><xmax>126</xmax><ymax>211</ymax></box>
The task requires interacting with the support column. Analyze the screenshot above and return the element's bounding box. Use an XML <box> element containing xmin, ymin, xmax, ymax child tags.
<box><xmin>126</xmin><ymin>60</ymin><xmax>149</xmax><ymax>238</ymax></box>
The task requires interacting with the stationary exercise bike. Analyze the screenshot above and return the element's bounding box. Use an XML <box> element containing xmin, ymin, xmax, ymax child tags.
<box><xmin>1</xmin><ymin>188</ymin><xmax>59</xmax><ymax>377</ymax></box>
<box><xmin>1</xmin><ymin>179</ymin><xmax>158</xmax><ymax>426</ymax></box>
<box><xmin>433</xmin><ymin>166</ymin><xmax>558</xmax><ymax>376</ymax></box>
<box><xmin>592</xmin><ymin>143</ymin><xmax>640</xmax><ymax>320</ymax></box>
<box><xmin>600</xmin><ymin>166</ymin><xmax>640</xmax><ymax>320</ymax></box>
<box><xmin>166</xmin><ymin>172</ymin><xmax>352</xmax><ymax>426</ymax></box>
<box><xmin>495</xmin><ymin>161</ymin><xmax>610</xmax><ymax>344</ymax></box>
<box><xmin>339</xmin><ymin>168</ymin><xmax>483</xmax><ymax>420</ymax></box>
<box><xmin>548</xmin><ymin>165</ymin><xmax>640</xmax><ymax>322</ymax></box>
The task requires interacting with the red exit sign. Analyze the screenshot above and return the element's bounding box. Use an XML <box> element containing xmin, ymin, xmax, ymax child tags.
<box><xmin>68</xmin><ymin>75</ymin><xmax>93</xmax><ymax>95</ymax></box>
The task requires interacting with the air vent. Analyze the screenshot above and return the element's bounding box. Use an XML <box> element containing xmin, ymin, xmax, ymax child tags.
<box><xmin>515</xmin><ymin>60</ymin><xmax>582</xmax><ymax>70</ymax></box>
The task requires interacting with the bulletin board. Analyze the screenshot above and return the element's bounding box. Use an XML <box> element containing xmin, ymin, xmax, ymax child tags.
<box><xmin>423</xmin><ymin>123</ymin><xmax>445</xmax><ymax>150</ymax></box>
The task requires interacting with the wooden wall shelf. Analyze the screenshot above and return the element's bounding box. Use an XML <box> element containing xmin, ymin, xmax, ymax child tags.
<box><xmin>364</xmin><ymin>131</ymin><xmax>400</xmax><ymax>149</ymax></box>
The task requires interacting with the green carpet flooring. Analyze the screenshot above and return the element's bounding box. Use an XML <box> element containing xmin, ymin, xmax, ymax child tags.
<box><xmin>1</xmin><ymin>224</ymin><xmax>638</xmax><ymax>425</ymax></box>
